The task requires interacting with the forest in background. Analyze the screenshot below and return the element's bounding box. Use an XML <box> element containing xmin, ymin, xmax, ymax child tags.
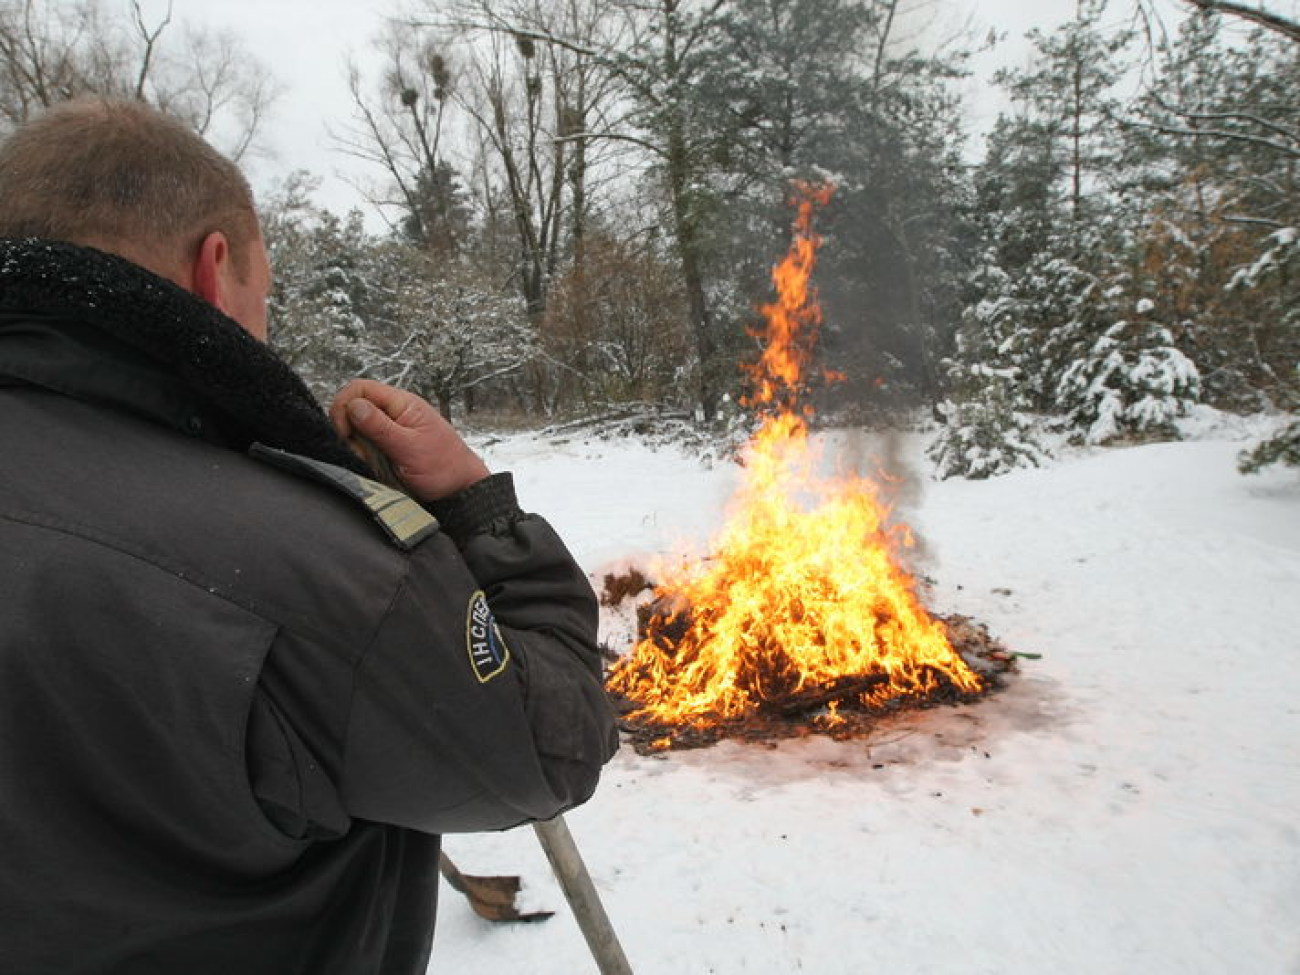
<box><xmin>1</xmin><ymin>0</ymin><xmax>1296</xmax><ymax>477</ymax></box>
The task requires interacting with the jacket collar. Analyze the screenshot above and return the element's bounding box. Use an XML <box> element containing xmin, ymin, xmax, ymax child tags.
<box><xmin>0</xmin><ymin>238</ymin><xmax>369</xmax><ymax>476</ymax></box>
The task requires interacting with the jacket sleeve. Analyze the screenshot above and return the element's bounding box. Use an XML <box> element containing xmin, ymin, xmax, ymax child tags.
<box><xmin>336</xmin><ymin>474</ymin><xmax>619</xmax><ymax>835</ymax></box>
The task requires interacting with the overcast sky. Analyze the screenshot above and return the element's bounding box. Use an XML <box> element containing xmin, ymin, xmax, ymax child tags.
<box><xmin>185</xmin><ymin>0</ymin><xmax>1145</xmax><ymax>219</ymax></box>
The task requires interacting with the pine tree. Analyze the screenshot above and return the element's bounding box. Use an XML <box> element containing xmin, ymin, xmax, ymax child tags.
<box><xmin>1231</xmin><ymin>226</ymin><xmax>1300</xmax><ymax>471</ymax></box>
<box><xmin>1239</xmin><ymin>420</ymin><xmax>1300</xmax><ymax>472</ymax></box>
<box><xmin>997</xmin><ymin>0</ymin><xmax>1132</xmax><ymax>237</ymax></box>
<box><xmin>928</xmin><ymin>257</ymin><xmax>1048</xmax><ymax>479</ymax></box>
<box><xmin>934</xmin><ymin>0</ymin><xmax>1199</xmax><ymax>470</ymax></box>
<box><xmin>695</xmin><ymin>0</ymin><xmax>975</xmax><ymax>416</ymax></box>
<box><xmin>1132</xmin><ymin>10</ymin><xmax>1299</xmax><ymax>413</ymax></box>
<box><xmin>1056</xmin><ymin>289</ymin><xmax>1202</xmax><ymax>444</ymax></box>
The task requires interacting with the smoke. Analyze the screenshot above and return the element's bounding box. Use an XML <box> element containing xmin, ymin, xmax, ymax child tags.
<box><xmin>833</xmin><ymin>426</ymin><xmax>933</xmax><ymax>575</ymax></box>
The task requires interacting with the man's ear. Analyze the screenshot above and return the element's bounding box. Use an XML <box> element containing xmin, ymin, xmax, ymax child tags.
<box><xmin>190</xmin><ymin>231</ymin><xmax>233</xmax><ymax>316</ymax></box>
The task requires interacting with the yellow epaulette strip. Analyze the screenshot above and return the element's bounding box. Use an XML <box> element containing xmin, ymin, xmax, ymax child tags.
<box><xmin>249</xmin><ymin>443</ymin><xmax>440</xmax><ymax>551</ymax></box>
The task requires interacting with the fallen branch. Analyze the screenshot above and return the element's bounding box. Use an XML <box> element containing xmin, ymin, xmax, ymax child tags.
<box><xmin>773</xmin><ymin>674</ymin><xmax>890</xmax><ymax>716</ymax></box>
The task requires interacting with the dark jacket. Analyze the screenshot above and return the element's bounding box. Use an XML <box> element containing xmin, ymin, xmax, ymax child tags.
<box><xmin>0</xmin><ymin>239</ymin><xmax>618</xmax><ymax>974</ymax></box>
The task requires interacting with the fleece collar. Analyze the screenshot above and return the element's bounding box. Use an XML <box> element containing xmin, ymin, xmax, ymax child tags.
<box><xmin>0</xmin><ymin>237</ymin><xmax>369</xmax><ymax>476</ymax></box>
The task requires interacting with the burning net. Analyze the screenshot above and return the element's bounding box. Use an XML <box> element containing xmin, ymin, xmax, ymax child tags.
<box><xmin>606</xmin><ymin>184</ymin><xmax>988</xmax><ymax>744</ymax></box>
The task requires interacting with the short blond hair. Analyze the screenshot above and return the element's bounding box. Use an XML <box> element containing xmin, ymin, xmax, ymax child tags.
<box><xmin>0</xmin><ymin>97</ymin><xmax>257</xmax><ymax>277</ymax></box>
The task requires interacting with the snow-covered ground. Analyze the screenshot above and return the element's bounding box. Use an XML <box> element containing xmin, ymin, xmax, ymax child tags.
<box><xmin>432</xmin><ymin>416</ymin><xmax>1300</xmax><ymax>975</ymax></box>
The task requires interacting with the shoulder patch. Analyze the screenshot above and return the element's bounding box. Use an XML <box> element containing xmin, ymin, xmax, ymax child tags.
<box><xmin>249</xmin><ymin>443</ymin><xmax>439</xmax><ymax>551</ymax></box>
<box><xmin>466</xmin><ymin>591</ymin><xmax>511</xmax><ymax>683</ymax></box>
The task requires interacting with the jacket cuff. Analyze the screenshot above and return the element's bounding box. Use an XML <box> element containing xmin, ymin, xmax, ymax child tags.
<box><xmin>427</xmin><ymin>472</ymin><xmax>522</xmax><ymax>545</ymax></box>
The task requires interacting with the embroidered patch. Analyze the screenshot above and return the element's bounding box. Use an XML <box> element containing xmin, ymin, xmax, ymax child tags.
<box><xmin>466</xmin><ymin>591</ymin><xmax>510</xmax><ymax>683</ymax></box>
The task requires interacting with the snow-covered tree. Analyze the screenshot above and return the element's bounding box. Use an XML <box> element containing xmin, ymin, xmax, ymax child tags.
<box><xmin>263</xmin><ymin>174</ymin><xmax>537</xmax><ymax>417</ymax></box>
<box><xmin>1239</xmin><ymin>419</ymin><xmax>1300</xmax><ymax>472</ymax></box>
<box><xmin>929</xmin><ymin>380</ymin><xmax>1047</xmax><ymax>480</ymax></box>
<box><xmin>929</xmin><ymin>255</ymin><xmax>1049</xmax><ymax>478</ymax></box>
<box><xmin>375</xmin><ymin>250</ymin><xmax>537</xmax><ymax>419</ymax></box>
<box><xmin>1231</xmin><ymin>226</ymin><xmax>1299</xmax><ymax>472</ymax></box>
<box><xmin>262</xmin><ymin>175</ymin><xmax>377</xmax><ymax>401</ymax></box>
<box><xmin>937</xmin><ymin>1</ymin><xmax>1206</xmax><ymax>470</ymax></box>
<box><xmin>1131</xmin><ymin>9</ymin><xmax>1298</xmax><ymax>413</ymax></box>
<box><xmin>1057</xmin><ymin>294</ymin><xmax>1202</xmax><ymax>444</ymax></box>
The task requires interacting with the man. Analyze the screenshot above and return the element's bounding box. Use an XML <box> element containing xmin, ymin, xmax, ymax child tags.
<box><xmin>0</xmin><ymin>98</ymin><xmax>618</xmax><ymax>973</ymax></box>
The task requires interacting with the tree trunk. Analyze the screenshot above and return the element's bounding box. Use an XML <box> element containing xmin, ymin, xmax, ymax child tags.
<box><xmin>661</xmin><ymin>0</ymin><xmax>717</xmax><ymax>421</ymax></box>
<box><xmin>669</xmin><ymin>139</ymin><xmax>717</xmax><ymax>421</ymax></box>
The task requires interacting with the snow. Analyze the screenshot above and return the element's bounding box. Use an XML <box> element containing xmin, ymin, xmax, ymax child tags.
<box><xmin>431</xmin><ymin>422</ymin><xmax>1300</xmax><ymax>975</ymax></box>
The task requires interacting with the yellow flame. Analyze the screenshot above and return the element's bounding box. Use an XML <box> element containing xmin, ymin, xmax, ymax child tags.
<box><xmin>608</xmin><ymin>183</ymin><xmax>982</xmax><ymax>729</ymax></box>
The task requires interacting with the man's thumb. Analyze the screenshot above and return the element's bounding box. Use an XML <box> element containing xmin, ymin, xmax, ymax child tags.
<box><xmin>346</xmin><ymin>397</ymin><xmax>400</xmax><ymax>447</ymax></box>
<box><xmin>346</xmin><ymin>398</ymin><xmax>376</xmax><ymax>425</ymax></box>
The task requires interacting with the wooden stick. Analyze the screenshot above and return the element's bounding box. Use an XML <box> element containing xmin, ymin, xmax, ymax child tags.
<box><xmin>534</xmin><ymin>816</ymin><xmax>633</xmax><ymax>974</ymax></box>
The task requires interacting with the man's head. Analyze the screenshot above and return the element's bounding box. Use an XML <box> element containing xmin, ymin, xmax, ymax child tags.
<box><xmin>0</xmin><ymin>98</ymin><xmax>271</xmax><ymax>340</ymax></box>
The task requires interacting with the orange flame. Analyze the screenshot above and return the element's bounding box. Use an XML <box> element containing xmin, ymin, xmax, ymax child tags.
<box><xmin>743</xmin><ymin>181</ymin><xmax>835</xmax><ymax>414</ymax></box>
<box><xmin>607</xmin><ymin>183</ymin><xmax>982</xmax><ymax>730</ymax></box>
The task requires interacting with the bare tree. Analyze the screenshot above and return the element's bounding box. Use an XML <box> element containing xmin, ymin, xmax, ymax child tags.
<box><xmin>1177</xmin><ymin>0</ymin><xmax>1300</xmax><ymax>43</ymax></box>
<box><xmin>442</xmin><ymin>0</ymin><xmax>729</xmax><ymax>415</ymax></box>
<box><xmin>0</xmin><ymin>0</ymin><xmax>278</xmax><ymax>160</ymax></box>
<box><xmin>154</xmin><ymin>28</ymin><xmax>277</xmax><ymax>162</ymax></box>
<box><xmin>334</xmin><ymin>23</ymin><xmax>468</xmax><ymax>252</ymax></box>
<box><xmin>0</xmin><ymin>0</ymin><xmax>104</xmax><ymax>124</ymax></box>
<box><xmin>425</xmin><ymin>0</ymin><xmax>630</xmax><ymax>319</ymax></box>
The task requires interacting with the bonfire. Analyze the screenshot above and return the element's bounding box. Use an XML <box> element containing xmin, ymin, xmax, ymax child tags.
<box><xmin>606</xmin><ymin>184</ymin><xmax>1009</xmax><ymax>751</ymax></box>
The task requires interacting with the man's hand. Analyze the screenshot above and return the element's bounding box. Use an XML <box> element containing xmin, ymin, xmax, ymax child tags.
<box><xmin>330</xmin><ymin>379</ymin><xmax>490</xmax><ymax>502</ymax></box>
